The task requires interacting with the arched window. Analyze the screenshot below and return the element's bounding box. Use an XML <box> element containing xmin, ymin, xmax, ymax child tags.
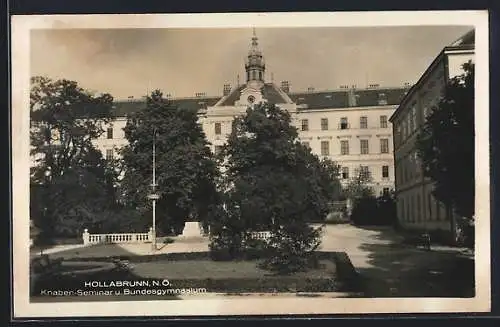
<box><xmin>259</xmin><ymin>71</ymin><xmax>263</xmax><ymax>81</ymax></box>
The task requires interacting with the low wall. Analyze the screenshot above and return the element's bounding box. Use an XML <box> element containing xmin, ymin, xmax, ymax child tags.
<box><xmin>82</xmin><ymin>228</ymin><xmax>153</xmax><ymax>245</ymax></box>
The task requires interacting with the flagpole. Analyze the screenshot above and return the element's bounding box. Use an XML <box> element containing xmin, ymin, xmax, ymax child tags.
<box><xmin>148</xmin><ymin>129</ymin><xmax>159</xmax><ymax>252</ymax></box>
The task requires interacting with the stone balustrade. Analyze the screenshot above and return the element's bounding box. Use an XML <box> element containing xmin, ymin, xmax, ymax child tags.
<box><xmin>250</xmin><ymin>231</ymin><xmax>271</xmax><ymax>240</ymax></box>
<box><xmin>82</xmin><ymin>228</ymin><xmax>153</xmax><ymax>245</ymax></box>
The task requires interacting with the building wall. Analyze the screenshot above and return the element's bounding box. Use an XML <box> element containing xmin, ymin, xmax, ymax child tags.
<box><xmin>92</xmin><ymin>118</ymin><xmax>128</xmax><ymax>160</ymax></box>
<box><xmin>391</xmin><ymin>50</ymin><xmax>474</xmax><ymax>236</ymax></box>
<box><xmin>295</xmin><ymin>106</ymin><xmax>396</xmax><ymax>195</ymax></box>
<box><xmin>92</xmin><ymin>102</ymin><xmax>397</xmax><ymax>196</ymax></box>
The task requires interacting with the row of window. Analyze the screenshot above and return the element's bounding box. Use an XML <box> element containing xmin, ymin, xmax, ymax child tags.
<box><xmin>399</xmin><ymin>192</ymin><xmax>447</xmax><ymax>223</ymax></box>
<box><xmin>394</xmin><ymin>104</ymin><xmax>421</xmax><ymax>147</ymax></box>
<box><xmin>340</xmin><ymin>165</ymin><xmax>390</xmax><ymax>180</ymax></box>
<box><xmin>396</xmin><ymin>151</ymin><xmax>420</xmax><ymax>185</ymax></box>
<box><xmin>301</xmin><ymin>115</ymin><xmax>388</xmax><ymax>132</ymax></box>
<box><xmin>213</xmin><ymin>115</ymin><xmax>389</xmax><ymax>135</ymax></box>
<box><xmin>302</xmin><ymin>139</ymin><xmax>390</xmax><ymax>156</ymax></box>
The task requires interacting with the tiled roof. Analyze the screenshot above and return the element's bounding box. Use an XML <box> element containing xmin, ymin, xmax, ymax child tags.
<box><xmin>449</xmin><ymin>29</ymin><xmax>475</xmax><ymax>47</ymax></box>
<box><xmin>289</xmin><ymin>91</ymin><xmax>349</xmax><ymax>109</ymax></box>
<box><xmin>217</xmin><ymin>83</ymin><xmax>291</xmax><ymax>106</ymax></box>
<box><xmin>111</xmin><ymin>86</ymin><xmax>408</xmax><ymax>117</ymax></box>
<box><xmin>353</xmin><ymin>88</ymin><xmax>407</xmax><ymax>107</ymax></box>
<box><xmin>261</xmin><ymin>83</ymin><xmax>292</xmax><ymax>104</ymax></box>
<box><xmin>112</xmin><ymin>96</ymin><xmax>220</xmax><ymax>117</ymax></box>
<box><xmin>218</xmin><ymin>85</ymin><xmax>246</xmax><ymax>106</ymax></box>
<box><xmin>290</xmin><ymin>87</ymin><xmax>407</xmax><ymax>110</ymax></box>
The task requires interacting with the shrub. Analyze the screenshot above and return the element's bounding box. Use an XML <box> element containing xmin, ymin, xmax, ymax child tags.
<box><xmin>260</xmin><ymin>223</ymin><xmax>323</xmax><ymax>275</ymax></box>
<box><xmin>350</xmin><ymin>193</ymin><xmax>397</xmax><ymax>226</ymax></box>
<box><xmin>208</xmin><ymin>207</ymin><xmax>245</xmax><ymax>261</ymax></box>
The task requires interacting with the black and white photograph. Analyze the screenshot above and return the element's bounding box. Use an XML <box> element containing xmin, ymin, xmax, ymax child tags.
<box><xmin>11</xmin><ymin>11</ymin><xmax>490</xmax><ymax>317</ymax></box>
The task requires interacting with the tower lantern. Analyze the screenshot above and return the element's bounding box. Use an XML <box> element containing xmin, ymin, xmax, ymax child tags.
<box><xmin>245</xmin><ymin>28</ymin><xmax>266</xmax><ymax>89</ymax></box>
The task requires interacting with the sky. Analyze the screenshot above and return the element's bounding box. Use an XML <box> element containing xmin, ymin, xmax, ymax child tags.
<box><xmin>30</xmin><ymin>26</ymin><xmax>473</xmax><ymax>100</ymax></box>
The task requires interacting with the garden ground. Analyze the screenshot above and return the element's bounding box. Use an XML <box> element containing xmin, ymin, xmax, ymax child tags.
<box><xmin>32</xmin><ymin>224</ymin><xmax>475</xmax><ymax>298</ymax></box>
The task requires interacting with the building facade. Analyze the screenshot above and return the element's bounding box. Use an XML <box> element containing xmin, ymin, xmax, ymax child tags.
<box><xmin>93</xmin><ymin>32</ymin><xmax>409</xmax><ymax>196</ymax></box>
<box><xmin>389</xmin><ymin>29</ymin><xmax>475</xmax><ymax>239</ymax></box>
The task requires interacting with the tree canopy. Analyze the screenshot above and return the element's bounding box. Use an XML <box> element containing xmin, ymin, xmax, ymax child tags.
<box><xmin>214</xmin><ymin>102</ymin><xmax>341</xmax><ymax>272</ymax></box>
<box><xmin>30</xmin><ymin>76</ymin><xmax>117</xmax><ymax>239</ymax></box>
<box><xmin>417</xmin><ymin>61</ymin><xmax>475</xmax><ymax>219</ymax></box>
<box><xmin>120</xmin><ymin>90</ymin><xmax>220</xmax><ymax>235</ymax></box>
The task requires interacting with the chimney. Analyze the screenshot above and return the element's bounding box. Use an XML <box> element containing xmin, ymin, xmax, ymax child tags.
<box><xmin>280</xmin><ymin>81</ymin><xmax>290</xmax><ymax>93</ymax></box>
<box><xmin>368</xmin><ymin>83</ymin><xmax>380</xmax><ymax>89</ymax></box>
<box><xmin>223</xmin><ymin>84</ymin><xmax>231</xmax><ymax>96</ymax></box>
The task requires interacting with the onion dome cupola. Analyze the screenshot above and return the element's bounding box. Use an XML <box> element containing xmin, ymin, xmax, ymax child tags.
<box><xmin>245</xmin><ymin>28</ymin><xmax>266</xmax><ymax>89</ymax></box>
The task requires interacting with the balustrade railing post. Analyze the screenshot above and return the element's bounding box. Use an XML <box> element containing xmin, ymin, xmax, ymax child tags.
<box><xmin>83</xmin><ymin>229</ymin><xmax>90</xmax><ymax>245</ymax></box>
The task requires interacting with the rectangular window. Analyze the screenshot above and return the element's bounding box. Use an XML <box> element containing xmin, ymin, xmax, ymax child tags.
<box><xmin>417</xmin><ymin>194</ymin><xmax>421</xmax><ymax>222</ymax></box>
<box><xmin>400</xmin><ymin>198</ymin><xmax>405</xmax><ymax>221</ymax></box>
<box><xmin>407</xmin><ymin>113</ymin><xmax>412</xmax><ymax>135</ymax></box>
<box><xmin>215</xmin><ymin>122</ymin><xmax>222</xmax><ymax>135</ymax></box>
<box><xmin>107</xmin><ymin>127</ymin><xmax>113</xmax><ymax>139</ymax></box>
<box><xmin>412</xmin><ymin>106</ymin><xmax>417</xmax><ymax>131</ymax></box>
<box><xmin>428</xmin><ymin>193</ymin><xmax>433</xmax><ymax>220</ymax></box>
<box><xmin>214</xmin><ymin>145</ymin><xmax>223</xmax><ymax>155</ymax></box>
<box><xmin>301</xmin><ymin>119</ymin><xmax>309</xmax><ymax>131</ymax></box>
<box><xmin>321</xmin><ymin>141</ymin><xmax>330</xmax><ymax>156</ymax></box>
<box><xmin>360</xmin><ymin>116</ymin><xmax>368</xmax><ymax>129</ymax></box>
<box><xmin>342</xmin><ymin>167</ymin><xmax>349</xmax><ymax>179</ymax></box>
<box><xmin>340</xmin><ymin>117</ymin><xmax>349</xmax><ymax>130</ymax></box>
<box><xmin>340</xmin><ymin>140</ymin><xmax>349</xmax><ymax>155</ymax></box>
<box><xmin>360</xmin><ymin>166</ymin><xmax>370</xmax><ymax>180</ymax></box>
<box><xmin>396</xmin><ymin>125</ymin><xmax>401</xmax><ymax>147</ymax></box>
<box><xmin>360</xmin><ymin>139</ymin><xmax>369</xmax><ymax>154</ymax></box>
<box><xmin>380</xmin><ymin>138</ymin><xmax>389</xmax><ymax>153</ymax></box>
<box><xmin>410</xmin><ymin>196</ymin><xmax>415</xmax><ymax>222</ymax></box>
<box><xmin>382</xmin><ymin>165</ymin><xmax>389</xmax><ymax>178</ymax></box>
<box><xmin>321</xmin><ymin>118</ymin><xmax>328</xmax><ymax>131</ymax></box>
<box><xmin>380</xmin><ymin>115</ymin><xmax>388</xmax><ymax>128</ymax></box>
<box><xmin>436</xmin><ymin>201</ymin><xmax>441</xmax><ymax>221</ymax></box>
<box><xmin>106</xmin><ymin>149</ymin><xmax>113</xmax><ymax>160</ymax></box>
<box><xmin>406</xmin><ymin>198</ymin><xmax>411</xmax><ymax>222</ymax></box>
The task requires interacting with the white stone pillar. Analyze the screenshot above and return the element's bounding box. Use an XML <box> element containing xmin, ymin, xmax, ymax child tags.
<box><xmin>82</xmin><ymin>229</ymin><xmax>90</xmax><ymax>245</ymax></box>
<box><xmin>148</xmin><ymin>227</ymin><xmax>153</xmax><ymax>242</ymax></box>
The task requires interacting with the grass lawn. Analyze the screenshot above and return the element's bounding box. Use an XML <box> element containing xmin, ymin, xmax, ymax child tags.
<box><xmin>30</xmin><ymin>250</ymin><xmax>355</xmax><ymax>297</ymax></box>
<box><xmin>132</xmin><ymin>259</ymin><xmax>336</xmax><ymax>279</ymax></box>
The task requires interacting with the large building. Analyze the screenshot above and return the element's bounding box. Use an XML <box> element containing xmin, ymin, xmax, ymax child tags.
<box><xmin>389</xmin><ymin>29</ymin><xmax>475</xmax><ymax>240</ymax></box>
<box><xmin>94</xmin><ymin>32</ymin><xmax>409</xmax><ymax>196</ymax></box>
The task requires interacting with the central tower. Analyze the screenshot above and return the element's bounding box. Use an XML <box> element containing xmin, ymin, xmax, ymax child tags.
<box><xmin>245</xmin><ymin>28</ymin><xmax>265</xmax><ymax>90</ymax></box>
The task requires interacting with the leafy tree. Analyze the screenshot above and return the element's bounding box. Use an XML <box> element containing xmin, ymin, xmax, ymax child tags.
<box><xmin>217</xmin><ymin>102</ymin><xmax>341</xmax><ymax>272</ymax></box>
<box><xmin>343</xmin><ymin>165</ymin><xmax>375</xmax><ymax>200</ymax></box>
<box><xmin>30</xmin><ymin>76</ymin><xmax>116</xmax><ymax>240</ymax></box>
<box><xmin>120</xmin><ymin>90</ymin><xmax>220</xmax><ymax>236</ymax></box>
<box><xmin>417</xmin><ymin>61</ymin><xmax>475</xmax><ymax>220</ymax></box>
